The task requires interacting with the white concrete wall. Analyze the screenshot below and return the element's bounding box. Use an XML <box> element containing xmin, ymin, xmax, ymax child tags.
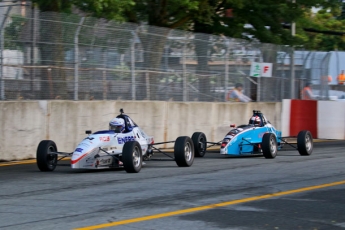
<box><xmin>281</xmin><ymin>99</ymin><xmax>291</xmax><ymax>137</ymax></box>
<box><xmin>0</xmin><ymin>101</ymin><xmax>47</xmax><ymax>160</ymax></box>
<box><xmin>317</xmin><ymin>101</ymin><xmax>345</xmax><ymax>139</ymax></box>
<box><xmin>0</xmin><ymin>101</ymin><xmax>281</xmax><ymax>161</ymax></box>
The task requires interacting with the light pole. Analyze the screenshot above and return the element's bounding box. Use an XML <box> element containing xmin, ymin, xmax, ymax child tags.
<box><xmin>290</xmin><ymin>0</ymin><xmax>296</xmax><ymax>99</ymax></box>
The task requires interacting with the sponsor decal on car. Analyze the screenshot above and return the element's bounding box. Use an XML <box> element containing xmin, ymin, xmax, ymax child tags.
<box><xmin>99</xmin><ymin>136</ymin><xmax>110</xmax><ymax>142</ymax></box>
<box><xmin>117</xmin><ymin>136</ymin><xmax>135</xmax><ymax>144</ymax></box>
<box><xmin>75</xmin><ymin>148</ymin><xmax>83</xmax><ymax>153</ymax></box>
<box><xmin>98</xmin><ymin>158</ymin><xmax>111</xmax><ymax>165</ymax></box>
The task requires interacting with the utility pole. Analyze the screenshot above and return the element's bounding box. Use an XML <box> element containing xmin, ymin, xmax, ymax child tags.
<box><xmin>290</xmin><ymin>0</ymin><xmax>296</xmax><ymax>99</ymax></box>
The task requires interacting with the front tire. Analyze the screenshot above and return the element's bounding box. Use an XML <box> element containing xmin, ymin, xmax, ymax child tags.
<box><xmin>262</xmin><ymin>133</ymin><xmax>277</xmax><ymax>159</ymax></box>
<box><xmin>36</xmin><ymin>140</ymin><xmax>58</xmax><ymax>171</ymax></box>
<box><xmin>122</xmin><ymin>141</ymin><xmax>143</xmax><ymax>173</ymax></box>
<box><xmin>174</xmin><ymin>136</ymin><xmax>194</xmax><ymax>167</ymax></box>
<box><xmin>297</xmin><ymin>130</ymin><xmax>313</xmax><ymax>156</ymax></box>
<box><xmin>191</xmin><ymin>132</ymin><xmax>207</xmax><ymax>157</ymax></box>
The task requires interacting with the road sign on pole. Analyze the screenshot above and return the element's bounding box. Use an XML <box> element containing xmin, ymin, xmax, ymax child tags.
<box><xmin>250</xmin><ymin>62</ymin><xmax>273</xmax><ymax>77</ymax></box>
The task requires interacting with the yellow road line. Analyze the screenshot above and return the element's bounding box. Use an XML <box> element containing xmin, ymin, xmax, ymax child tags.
<box><xmin>75</xmin><ymin>180</ymin><xmax>345</xmax><ymax>230</ymax></box>
<box><xmin>0</xmin><ymin>158</ymin><xmax>71</xmax><ymax>167</ymax></box>
<box><xmin>0</xmin><ymin>159</ymin><xmax>37</xmax><ymax>166</ymax></box>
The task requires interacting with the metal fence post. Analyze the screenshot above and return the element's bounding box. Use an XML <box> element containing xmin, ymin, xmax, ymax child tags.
<box><xmin>30</xmin><ymin>3</ymin><xmax>36</xmax><ymax>96</ymax></box>
<box><xmin>224</xmin><ymin>38</ymin><xmax>229</xmax><ymax>102</ymax></box>
<box><xmin>0</xmin><ymin>6</ymin><xmax>12</xmax><ymax>100</ymax></box>
<box><xmin>182</xmin><ymin>37</ymin><xmax>187</xmax><ymax>102</ymax></box>
<box><xmin>290</xmin><ymin>48</ymin><xmax>295</xmax><ymax>99</ymax></box>
<box><xmin>74</xmin><ymin>16</ymin><xmax>85</xmax><ymax>101</ymax></box>
<box><xmin>131</xmin><ymin>31</ymin><xmax>136</xmax><ymax>100</ymax></box>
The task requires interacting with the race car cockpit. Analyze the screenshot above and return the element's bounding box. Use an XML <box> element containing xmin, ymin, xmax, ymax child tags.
<box><xmin>116</xmin><ymin>109</ymin><xmax>138</xmax><ymax>133</ymax></box>
<box><xmin>248</xmin><ymin>110</ymin><xmax>269</xmax><ymax>127</ymax></box>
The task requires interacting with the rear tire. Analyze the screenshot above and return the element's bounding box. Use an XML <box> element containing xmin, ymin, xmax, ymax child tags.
<box><xmin>174</xmin><ymin>136</ymin><xmax>194</xmax><ymax>167</ymax></box>
<box><xmin>36</xmin><ymin>140</ymin><xmax>58</xmax><ymax>171</ymax></box>
<box><xmin>262</xmin><ymin>133</ymin><xmax>277</xmax><ymax>159</ymax></box>
<box><xmin>191</xmin><ymin>132</ymin><xmax>207</xmax><ymax>157</ymax></box>
<box><xmin>297</xmin><ymin>130</ymin><xmax>313</xmax><ymax>156</ymax></box>
<box><xmin>122</xmin><ymin>141</ymin><xmax>142</xmax><ymax>173</ymax></box>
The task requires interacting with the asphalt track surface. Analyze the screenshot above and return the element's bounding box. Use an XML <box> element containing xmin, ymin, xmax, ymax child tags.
<box><xmin>0</xmin><ymin>141</ymin><xmax>345</xmax><ymax>230</ymax></box>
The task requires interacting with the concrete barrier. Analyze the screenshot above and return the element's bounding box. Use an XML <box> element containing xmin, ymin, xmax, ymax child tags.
<box><xmin>0</xmin><ymin>101</ymin><xmax>281</xmax><ymax>161</ymax></box>
<box><xmin>281</xmin><ymin>99</ymin><xmax>345</xmax><ymax>139</ymax></box>
<box><xmin>317</xmin><ymin>101</ymin><xmax>345</xmax><ymax>139</ymax></box>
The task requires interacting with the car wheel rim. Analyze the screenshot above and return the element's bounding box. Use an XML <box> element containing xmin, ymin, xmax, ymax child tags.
<box><xmin>132</xmin><ymin>147</ymin><xmax>141</xmax><ymax>168</ymax></box>
<box><xmin>198</xmin><ymin>138</ymin><xmax>205</xmax><ymax>152</ymax></box>
<box><xmin>185</xmin><ymin>142</ymin><xmax>192</xmax><ymax>162</ymax></box>
<box><xmin>270</xmin><ymin>137</ymin><xmax>277</xmax><ymax>154</ymax></box>
<box><xmin>305</xmin><ymin>135</ymin><xmax>312</xmax><ymax>152</ymax></box>
<box><xmin>47</xmin><ymin>146</ymin><xmax>56</xmax><ymax>168</ymax></box>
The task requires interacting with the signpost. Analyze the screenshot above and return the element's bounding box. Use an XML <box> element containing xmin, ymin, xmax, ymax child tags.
<box><xmin>249</xmin><ymin>62</ymin><xmax>273</xmax><ymax>102</ymax></box>
<box><xmin>250</xmin><ymin>62</ymin><xmax>273</xmax><ymax>77</ymax></box>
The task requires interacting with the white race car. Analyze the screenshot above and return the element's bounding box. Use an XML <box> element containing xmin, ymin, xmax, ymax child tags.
<box><xmin>36</xmin><ymin>109</ymin><xmax>195</xmax><ymax>173</ymax></box>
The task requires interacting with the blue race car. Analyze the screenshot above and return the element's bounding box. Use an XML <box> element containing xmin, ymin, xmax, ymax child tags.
<box><xmin>191</xmin><ymin>110</ymin><xmax>313</xmax><ymax>159</ymax></box>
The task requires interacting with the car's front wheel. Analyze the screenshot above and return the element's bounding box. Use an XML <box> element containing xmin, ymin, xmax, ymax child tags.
<box><xmin>174</xmin><ymin>136</ymin><xmax>194</xmax><ymax>167</ymax></box>
<box><xmin>36</xmin><ymin>140</ymin><xmax>58</xmax><ymax>171</ymax></box>
<box><xmin>262</xmin><ymin>133</ymin><xmax>277</xmax><ymax>159</ymax></box>
<box><xmin>122</xmin><ymin>141</ymin><xmax>143</xmax><ymax>173</ymax></box>
<box><xmin>191</xmin><ymin>132</ymin><xmax>207</xmax><ymax>157</ymax></box>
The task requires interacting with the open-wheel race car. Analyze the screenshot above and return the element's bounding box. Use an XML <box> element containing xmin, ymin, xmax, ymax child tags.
<box><xmin>189</xmin><ymin>110</ymin><xmax>313</xmax><ymax>159</ymax></box>
<box><xmin>36</xmin><ymin>109</ymin><xmax>195</xmax><ymax>173</ymax></box>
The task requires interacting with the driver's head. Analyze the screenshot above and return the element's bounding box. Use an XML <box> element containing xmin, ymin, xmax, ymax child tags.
<box><xmin>249</xmin><ymin>115</ymin><xmax>261</xmax><ymax>126</ymax></box>
<box><xmin>109</xmin><ymin>118</ymin><xmax>125</xmax><ymax>133</ymax></box>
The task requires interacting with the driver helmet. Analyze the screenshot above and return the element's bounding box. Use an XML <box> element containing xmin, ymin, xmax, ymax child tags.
<box><xmin>249</xmin><ymin>115</ymin><xmax>261</xmax><ymax>126</ymax></box>
<box><xmin>109</xmin><ymin>118</ymin><xmax>125</xmax><ymax>133</ymax></box>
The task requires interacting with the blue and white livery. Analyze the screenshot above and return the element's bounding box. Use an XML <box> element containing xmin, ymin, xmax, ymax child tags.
<box><xmin>36</xmin><ymin>109</ymin><xmax>195</xmax><ymax>173</ymax></box>
<box><xmin>192</xmin><ymin>110</ymin><xmax>313</xmax><ymax>159</ymax></box>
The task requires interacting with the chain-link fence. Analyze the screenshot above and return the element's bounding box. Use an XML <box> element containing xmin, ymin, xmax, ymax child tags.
<box><xmin>0</xmin><ymin>5</ymin><xmax>336</xmax><ymax>102</ymax></box>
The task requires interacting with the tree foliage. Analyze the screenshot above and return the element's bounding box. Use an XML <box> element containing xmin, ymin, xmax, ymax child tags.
<box><xmin>4</xmin><ymin>15</ymin><xmax>27</xmax><ymax>50</ymax></box>
<box><xmin>297</xmin><ymin>8</ymin><xmax>345</xmax><ymax>51</ymax></box>
<box><xmin>188</xmin><ymin>0</ymin><xmax>342</xmax><ymax>46</ymax></box>
<box><xmin>31</xmin><ymin>0</ymin><xmax>345</xmax><ymax>100</ymax></box>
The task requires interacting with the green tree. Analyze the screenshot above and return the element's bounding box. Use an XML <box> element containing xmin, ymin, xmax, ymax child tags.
<box><xmin>4</xmin><ymin>15</ymin><xmax>27</xmax><ymax>50</ymax></box>
<box><xmin>32</xmin><ymin>0</ymin><xmax>135</xmax><ymax>99</ymax></box>
<box><xmin>297</xmin><ymin>9</ymin><xmax>345</xmax><ymax>51</ymax></box>
<box><xmin>32</xmin><ymin>0</ymin><xmax>343</xmax><ymax>99</ymax></box>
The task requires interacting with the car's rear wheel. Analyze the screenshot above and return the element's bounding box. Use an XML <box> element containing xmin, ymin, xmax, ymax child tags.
<box><xmin>262</xmin><ymin>133</ymin><xmax>277</xmax><ymax>159</ymax></box>
<box><xmin>174</xmin><ymin>136</ymin><xmax>194</xmax><ymax>167</ymax></box>
<box><xmin>122</xmin><ymin>141</ymin><xmax>142</xmax><ymax>173</ymax></box>
<box><xmin>36</xmin><ymin>140</ymin><xmax>58</xmax><ymax>171</ymax></box>
<box><xmin>297</xmin><ymin>130</ymin><xmax>313</xmax><ymax>156</ymax></box>
<box><xmin>191</xmin><ymin>132</ymin><xmax>207</xmax><ymax>157</ymax></box>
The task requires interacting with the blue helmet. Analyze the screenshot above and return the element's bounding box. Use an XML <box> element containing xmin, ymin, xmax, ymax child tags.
<box><xmin>109</xmin><ymin>118</ymin><xmax>125</xmax><ymax>133</ymax></box>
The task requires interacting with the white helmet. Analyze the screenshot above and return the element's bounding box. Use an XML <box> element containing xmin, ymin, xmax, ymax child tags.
<box><xmin>109</xmin><ymin>118</ymin><xmax>125</xmax><ymax>133</ymax></box>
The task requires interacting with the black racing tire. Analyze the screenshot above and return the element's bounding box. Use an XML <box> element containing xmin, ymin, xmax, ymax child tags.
<box><xmin>122</xmin><ymin>141</ymin><xmax>143</xmax><ymax>173</ymax></box>
<box><xmin>36</xmin><ymin>140</ymin><xmax>58</xmax><ymax>172</ymax></box>
<box><xmin>174</xmin><ymin>136</ymin><xmax>194</xmax><ymax>167</ymax></box>
<box><xmin>191</xmin><ymin>132</ymin><xmax>207</xmax><ymax>157</ymax></box>
<box><xmin>261</xmin><ymin>133</ymin><xmax>277</xmax><ymax>159</ymax></box>
<box><xmin>297</xmin><ymin>130</ymin><xmax>313</xmax><ymax>156</ymax></box>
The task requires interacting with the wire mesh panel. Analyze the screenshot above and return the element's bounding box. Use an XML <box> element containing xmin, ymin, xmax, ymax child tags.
<box><xmin>0</xmin><ymin>5</ymin><xmax>333</xmax><ymax>102</ymax></box>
